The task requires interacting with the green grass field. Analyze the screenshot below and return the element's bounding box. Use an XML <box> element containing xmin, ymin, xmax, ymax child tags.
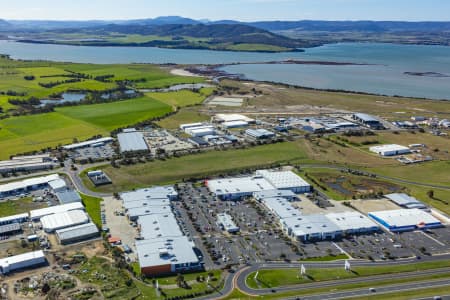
<box><xmin>246</xmin><ymin>260</ymin><xmax>450</xmax><ymax>289</ymax></box>
<box><xmin>85</xmin><ymin>141</ymin><xmax>314</xmax><ymax>192</ymax></box>
<box><xmin>0</xmin><ymin>96</ymin><xmax>172</xmax><ymax>159</ymax></box>
<box><xmin>0</xmin><ymin>197</ymin><xmax>46</xmax><ymax>217</ymax></box>
<box><xmin>80</xmin><ymin>193</ymin><xmax>103</xmax><ymax>228</ymax></box>
<box><xmin>156</xmin><ymin>108</ymin><xmax>210</xmax><ymax>129</ymax></box>
<box><xmin>146</xmin><ymin>88</ymin><xmax>214</xmax><ymax>109</ymax></box>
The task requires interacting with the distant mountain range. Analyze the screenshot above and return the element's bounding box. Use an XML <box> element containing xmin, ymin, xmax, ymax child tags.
<box><xmin>3</xmin><ymin>16</ymin><xmax>450</xmax><ymax>32</ymax></box>
<box><xmin>2</xmin><ymin>16</ymin><xmax>450</xmax><ymax>51</ymax></box>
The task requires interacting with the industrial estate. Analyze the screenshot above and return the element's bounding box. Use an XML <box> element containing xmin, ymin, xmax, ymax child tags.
<box><xmin>0</xmin><ymin>15</ymin><xmax>449</xmax><ymax>300</ymax></box>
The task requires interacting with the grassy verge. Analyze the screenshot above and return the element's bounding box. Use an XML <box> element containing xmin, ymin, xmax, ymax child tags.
<box><xmin>226</xmin><ymin>273</ymin><xmax>450</xmax><ymax>300</ymax></box>
<box><xmin>80</xmin><ymin>193</ymin><xmax>103</xmax><ymax>228</ymax></box>
<box><xmin>0</xmin><ymin>197</ymin><xmax>46</xmax><ymax>217</ymax></box>
<box><xmin>300</xmin><ymin>254</ymin><xmax>348</xmax><ymax>261</ymax></box>
<box><xmin>246</xmin><ymin>260</ymin><xmax>450</xmax><ymax>289</ymax></box>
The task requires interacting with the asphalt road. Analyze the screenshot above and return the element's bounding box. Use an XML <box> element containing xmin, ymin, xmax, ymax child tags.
<box><xmin>289</xmin><ymin>279</ymin><xmax>450</xmax><ymax>300</ymax></box>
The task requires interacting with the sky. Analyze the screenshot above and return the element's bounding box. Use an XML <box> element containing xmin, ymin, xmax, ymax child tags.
<box><xmin>1</xmin><ymin>0</ymin><xmax>449</xmax><ymax>21</ymax></box>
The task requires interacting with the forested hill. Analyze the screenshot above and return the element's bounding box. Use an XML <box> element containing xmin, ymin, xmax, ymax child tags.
<box><xmin>27</xmin><ymin>23</ymin><xmax>316</xmax><ymax>52</ymax></box>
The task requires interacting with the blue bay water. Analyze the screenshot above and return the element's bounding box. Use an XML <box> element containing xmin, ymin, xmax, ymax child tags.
<box><xmin>1</xmin><ymin>40</ymin><xmax>449</xmax><ymax>100</ymax></box>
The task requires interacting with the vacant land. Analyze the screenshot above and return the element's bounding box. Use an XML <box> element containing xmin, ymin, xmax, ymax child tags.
<box><xmin>0</xmin><ymin>197</ymin><xmax>46</xmax><ymax>217</ymax></box>
<box><xmin>80</xmin><ymin>193</ymin><xmax>103</xmax><ymax>228</ymax></box>
<box><xmin>156</xmin><ymin>108</ymin><xmax>210</xmax><ymax>129</ymax></box>
<box><xmin>0</xmin><ymin>96</ymin><xmax>172</xmax><ymax>159</ymax></box>
<box><xmin>85</xmin><ymin>141</ymin><xmax>313</xmax><ymax>192</ymax></box>
<box><xmin>220</xmin><ymin>80</ymin><xmax>450</xmax><ymax>119</ymax></box>
<box><xmin>146</xmin><ymin>87</ymin><xmax>214</xmax><ymax>109</ymax></box>
<box><xmin>303</xmin><ymin>169</ymin><xmax>405</xmax><ymax>200</ymax></box>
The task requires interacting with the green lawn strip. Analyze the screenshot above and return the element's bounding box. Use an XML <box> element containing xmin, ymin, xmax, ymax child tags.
<box><xmin>85</xmin><ymin>141</ymin><xmax>317</xmax><ymax>193</ymax></box>
<box><xmin>300</xmin><ymin>254</ymin><xmax>349</xmax><ymax>261</ymax></box>
<box><xmin>246</xmin><ymin>260</ymin><xmax>450</xmax><ymax>289</ymax></box>
<box><xmin>80</xmin><ymin>193</ymin><xmax>103</xmax><ymax>228</ymax></box>
<box><xmin>0</xmin><ymin>197</ymin><xmax>46</xmax><ymax>217</ymax></box>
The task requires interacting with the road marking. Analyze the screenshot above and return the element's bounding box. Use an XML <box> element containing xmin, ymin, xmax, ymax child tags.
<box><xmin>419</xmin><ymin>230</ymin><xmax>446</xmax><ymax>247</ymax></box>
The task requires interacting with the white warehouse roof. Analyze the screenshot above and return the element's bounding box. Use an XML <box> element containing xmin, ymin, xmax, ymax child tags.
<box><xmin>63</xmin><ymin>137</ymin><xmax>113</xmax><ymax>150</ymax></box>
<box><xmin>207</xmin><ymin>176</ymin><xmax>275</xmax><ymax>197</ymax></box>
<box><xmin>262</xmin><ymin>197</ymin><xmax>302</xmax><ymax>219</ymax></box>
<box><xmin>217</xmin><ymin>213</ymin><xmax>239</xmax><ymax>232</ymax></box>
<box><xmin>0</xmin><ymin>213</ymin><xmax>29</xmax><ymax>225</ymax></box>
<box><xmin>369</xmin><ymin>144</ymin><xmax>411</xmax><ymax>156</ymax></box>
<box><xmin>138</xmin><ymin>213</ymin><xmax>183</xmax><ymax>240</ymax></box>
<box><xmin>369</xmin><ymin>209</ymin><xmax>441</xmax><ymax>231</ymax></box>
<box><xmin>41</xmin><ymin>210</ymin><xmax>89</xmax><ymax>232</ymax></box>
<box><xmin>0</xmin><ymin>250</ymin><xmax>46</xmax><ymax>274</ymax></box>
<box><xmin>30</xmin><ymin>202</ymin><xmax>84</xmax><ymax>220</ymax></box>
<box><xmin>136</xmin><ymin>236</ymin><xmax>198</xmax><ymax>269</ymax></box>
<box><xmin>326</xmin><ymin>212</ymin><xmax>379</xmax><ymax>232</ymax></box>
<box><xmin>48</xmin><ymin>179</ymin><xmax>67</xmax><ymax>191</ymax></box>
<box><xmin>215</xmin><ymin>114</ymin><xmax>254</xmax><ymax>123</ymax></box>
<box><xmin>120</xmin><ymin>186</ymin><xmax>177</xmax><ymax>204</ymax></box>
<box><xmin>256</xmin><ymin>170</ymin><xmax>311</xmax><ymax>190</ymax></box>
<box><xmin>0</xmin><ymin>174</ymin><xmax>60</xmax><ymax>194</ymax></box>
<box><xmin>282</xmin><ymin>214</ymin><xmax>341</xmax><ymax>238</ymax></box>
<box><xmin>128</xmin><ymin>205</ymin><xmax>172</xmax><ymax>219</ymax></box>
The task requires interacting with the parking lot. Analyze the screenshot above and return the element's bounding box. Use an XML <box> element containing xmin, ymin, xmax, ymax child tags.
<box><xmin>175</xmin><ymin>183</ymin><xmax>345</xmax><ymax>270</ymax></box>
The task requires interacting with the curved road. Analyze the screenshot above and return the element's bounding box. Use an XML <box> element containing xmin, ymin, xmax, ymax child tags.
<box><xmin>195</xmin><ymin>254</ymin><xmax>450</xmax><ymax>299</ymax></box>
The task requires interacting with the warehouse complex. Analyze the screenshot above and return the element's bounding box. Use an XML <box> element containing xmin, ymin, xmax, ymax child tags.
<box><xmin>368</xmin><ymin>209</ymin><xmax>442</xmax><ymax>232</ymax></box>
<box><xmin>120</xmin><ymin>186</ymin><xmax>202</xmax><ymax>276</ymax></box>
<box><xmin>207</xmin><ymin>170</ymin><xmax>311</xmax><ymax>200</ymax></box>
<box><xmin>0</xmin><ymin>154</ymin><xmax>55</xmax><ymax>174</ymax></box>
<box><xmin>117</xmin><ymin>128</ymin><xmax>149</xmax><ymax>153</ymax></box>
<box><xmin>0</xmin><ymin>174</ymin><xmax>60</xmax><ymax>198</ymax></box>
<box><xmin>369</xmin><ymin>144</ymin><xmax>411</xmax><ymax>156</ymax></box>
<box><xmin>0</xmin><ymin>251</ymin><xmax>47</xmax><ymax>274</ymax></box>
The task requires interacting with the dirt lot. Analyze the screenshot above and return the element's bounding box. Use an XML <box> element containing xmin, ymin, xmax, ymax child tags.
<box><xmin>350</xmin><ymin>199</ymin><xmax>401</xmax><ymax>214</ymax></box>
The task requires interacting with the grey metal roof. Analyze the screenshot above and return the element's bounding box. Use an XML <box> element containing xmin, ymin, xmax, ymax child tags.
<box><xmin>385</xmin><ymin>193</ymin><xmax>427</xmax><ymax>209</ymax></box>
<box><xmin>117</xmin><ymin>131</ymin><xmax>148</xmax><ymax>152</ymax></box>
<box><xmin>282</xmin><ymin>214</ymin><xmax>342</xmax><ymax>237</ymax></box>
<box><xmin>56</xmin><ymin>222</ymin><xmax>99</xmax><ymax>241</ymax></box>
<box><xmin>55</xmin><ymin>189</ymin><xmax>82</xmax><ymax>204</ymax></box>
<box><xmin>0</xmin><ymin>223</ymin><xmax>21</xmax><ymax>234</ymax></box>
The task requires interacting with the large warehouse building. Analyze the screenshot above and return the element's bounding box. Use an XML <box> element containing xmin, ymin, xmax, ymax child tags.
<box><xmin>40</xmin><ymin>210</ymin><xmax>89</xmax><ymax>233</ymax></box>
<box><xmin>30</xmin><ymin>202</ymin><xmax>85</xmax><ymax>221</ymax></box>
<box><xmin>207</xmin><ymin>170</ymin><xmax>311</xmax><ymax>200</ymax></box>
<box><xmin>122</xmin><ymin>185</ymin><xmax>202</xmax><ymax>276</ymax></box>
<box><xmin>369</xmin><ymin>144</ymin><xmax>411</xmax><ymax>156</ymax></box>
<box><xmin>136</xmin><ymin>236</ymin><xmax>202</xmax><ymax>276</ymax></box>
<box><xmin>369</xmin><ymin>209</ymin><xmax>442</xmax><ymax>232</ymax></box>
<box><xmin>0</xmin><ymin>213</ymin><xmax>29</xmax><ymax>226</ymax></box>
<box><xmin>0</xmin><ymin>250</ymin><xmax>47</xmax><ymax>274</ymax></box>
<box><xmin>326</xmin><ymin>212</ymin><xmax>379</xmax><ymax>235</ymax></box>
<box><xmin>117</xmin><ymin>128</ymin><xmax>149</xmax><ymax>153</ymax></box>
<box><xmin>63</xmin><ymin>137</ymin><xmax>113</xmax><ymax>150</ymax></box>
<box><xmin>0</xmin><ymin>174</ymin><xmax>60</xmax><ymax>198</ymax></box>
<box><xmin>282</xmin><ymin>215</ymin><xmax>342</xmax><ymax>242</ymax></box>
<box><xmin>56</xmin><ymin>222</ymin><xmax>100</xmax><ymax>245</ymax></box>
<box><xmin>0</xmin><ymin>154</ymin><xmax>55</xmax><ymax>174</ymax></box>
<box><xmin>385</xmin><ymin>193</ymin><xmax>427</xmax><ymax>210</ymax></box>
<box><xmin>256</xmin><ymin>170</ymin><xmax>311</xmax><ymax>193</ymax></box>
